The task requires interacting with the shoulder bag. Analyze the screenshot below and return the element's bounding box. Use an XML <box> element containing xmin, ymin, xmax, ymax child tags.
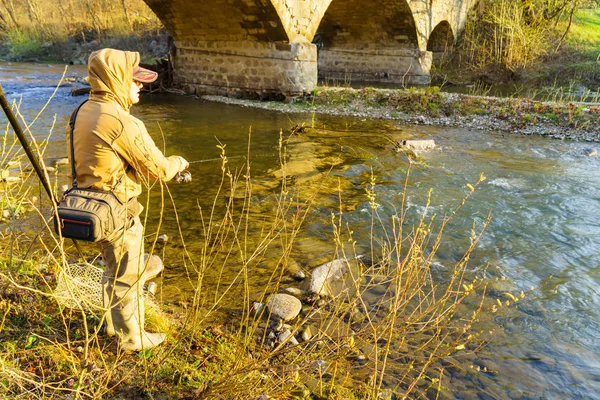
<box><xmin>54</xmin><ymin>101</ymin><xmax>130</xmax><ymax>242</ymax></box>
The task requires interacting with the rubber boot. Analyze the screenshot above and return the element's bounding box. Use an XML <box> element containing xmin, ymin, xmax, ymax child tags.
<box><xmin>103</xmin><ymin>283</ymin><xmax>116</xmax><ymax>337</ymax></box>
<box><xmin>112</xmin><ymin>289</ymin><xmax>166</xmax><ymax>352</ymax></box>
<box><xmin>142</xmin><ymin>254</ymin><xmax>164</xmax><ymax>283</ymax></box>
<box><xmin>104</xmin><ymin>254</ymin><xmax>162</xmax><ymax>337</ymax></box>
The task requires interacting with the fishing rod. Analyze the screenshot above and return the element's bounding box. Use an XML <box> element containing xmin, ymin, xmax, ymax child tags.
<box><xmin>188</xmin><ymin>155</ymin><xmax>246</xmax><ymax>164</ymax></box>
<box><xmin>0</xmin><ymin>83</ymin><xmax>56</xmax><ymax>204</ymax></box>
<box><xmin>0</xmin><ymin>83</ymin><xmax>89</xmax><ymax>258</ymax></box>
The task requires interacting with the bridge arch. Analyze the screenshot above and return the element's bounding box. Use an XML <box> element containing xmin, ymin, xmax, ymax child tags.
<box><xmin>316</xmin><ymin>0</ymin><xmax>430</xmax><ymax>85</ymax></box>
<box><xmin>316</xmin><ymin>0</ymin><xmax>418</xmax><ymax>48</ymax></box>
<box><xmin>144</xmin><ymin>0</ymin><xmax>289</xmax><ymax>43</ymax></box>
<box><xmin>427</xmin><ymin>20</ymin><xmax>454</xmax><ymax>66</ymax></box>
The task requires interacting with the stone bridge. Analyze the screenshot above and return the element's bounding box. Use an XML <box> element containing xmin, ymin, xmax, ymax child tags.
<box><xmin>144</xmin><ymin>0</ymin><xmax>477</xmax><ymax>96</ymax></box>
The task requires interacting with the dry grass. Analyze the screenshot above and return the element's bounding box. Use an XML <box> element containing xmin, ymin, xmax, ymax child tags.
<box><xmin>0</xmin><ymin>0</ymin><xmax>163</xmax><ymax>61</ymax></box>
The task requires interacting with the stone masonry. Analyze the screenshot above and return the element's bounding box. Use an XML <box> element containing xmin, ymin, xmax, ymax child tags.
<box><xmin>143</xmin><ymin>0</ymin><xmax>477</xmax><ymax>96</ymax></box>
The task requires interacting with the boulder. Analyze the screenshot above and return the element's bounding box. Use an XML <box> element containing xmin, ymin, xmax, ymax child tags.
<box><xmin>267</xmin><ymin>293</ymin><xmax>302</xmax><ymax>321</ymax></box>
<box><xmin>309</xmin><ymin>258</ymin><xmax>361</xmax><ymax>298</ymax></box>
<box><xmin>399</xmin><ymin>139</ymin><xmax>436</xmax><ymax>151</ymax></box>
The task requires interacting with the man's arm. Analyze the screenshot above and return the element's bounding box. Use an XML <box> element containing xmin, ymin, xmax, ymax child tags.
<box><xmin>113</xmin><ymin>116</ymin><xmax>188</xmax><ymax>182</ymax></box>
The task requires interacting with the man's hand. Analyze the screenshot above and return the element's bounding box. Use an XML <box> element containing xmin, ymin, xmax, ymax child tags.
<box><xmin>176</xmin><ymin>156</ymin><xmax>189</xmax><ymax>172</ymax></box>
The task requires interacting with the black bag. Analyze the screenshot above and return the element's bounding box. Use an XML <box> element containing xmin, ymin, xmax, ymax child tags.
<box><xmin>54</xmin><ymin>101</ymin><xmax>129</xmax><ymax>242</ymax></box>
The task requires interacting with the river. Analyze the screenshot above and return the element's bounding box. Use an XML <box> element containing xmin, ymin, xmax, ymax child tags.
<box><xmin>1</xmin><ymin>62</ymin><xmax>599</xmax><ymax>399</ymax></box>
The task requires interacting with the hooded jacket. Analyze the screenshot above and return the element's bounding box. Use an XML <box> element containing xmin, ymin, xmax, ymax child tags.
<box><xmin>67</xmin><ymin>49</ymin><xmax>184</xmax><ymax>209</ymax></box>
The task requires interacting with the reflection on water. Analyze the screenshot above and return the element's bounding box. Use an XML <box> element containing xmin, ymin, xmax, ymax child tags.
<box><xmin>2</xmin><ymin>62</ymin><xmax>600</xmax><ymax>399</ymax></box>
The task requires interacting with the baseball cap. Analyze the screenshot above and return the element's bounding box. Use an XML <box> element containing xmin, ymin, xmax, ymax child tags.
<box><xmin>133</xmin><ymin>66</ymin><xmax>158</xmax><ymax>83</ymax></box>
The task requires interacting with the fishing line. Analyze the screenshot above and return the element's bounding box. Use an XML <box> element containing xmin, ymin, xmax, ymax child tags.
<box><xmin>188</xmin><ymin>155</ymin><xmax>246</xmax><ymax>164</ymax></box>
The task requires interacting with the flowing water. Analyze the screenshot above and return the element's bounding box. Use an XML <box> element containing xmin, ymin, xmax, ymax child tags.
<box><xmin>2</xmin><ymin>62</ymin><xmax>600</xmax><ymax>399</ymax></box>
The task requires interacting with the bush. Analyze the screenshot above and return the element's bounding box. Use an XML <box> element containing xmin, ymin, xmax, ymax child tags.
<box><xmin>6</xmin><ymin>30</ymin><xmax>43</xmax><ymax>61</ymax></box>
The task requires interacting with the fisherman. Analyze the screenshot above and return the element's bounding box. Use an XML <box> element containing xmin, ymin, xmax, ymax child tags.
<box><xmin>67</xmin><ymin>48</ymin><xmax>189</xmax><ymax>351</ymax></box>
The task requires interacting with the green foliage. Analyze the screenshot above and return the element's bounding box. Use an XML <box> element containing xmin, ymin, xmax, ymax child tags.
<box><xmin>565</xmin><ymin>9</ymin><xmax>600</xmax><ymax>57</ymax></box>
<box><xmin>455</xmin><ymin>0</ymin><xmax>595</xmax><ymax>77</ymax></box>
<box><xmin>5</xmin><ymin>30</ymin><xmax>42</xmax><ymax>61</ymax></box>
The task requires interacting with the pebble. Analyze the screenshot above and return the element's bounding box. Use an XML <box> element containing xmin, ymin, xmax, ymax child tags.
<box><xmin>266</xmin><ymin>293</ymin><xmax>302</xmax><ymax>321</ymax></box>
<box><xmin>157</xmin><ymin>234</ymin><xmax>169</xmax><ymax>243</ymax></box>
<box><xmin>310</xmin><ymin>359</ymin><xmax>327</xmax><ymax>371</ymax></box>
<box><xmin>377</xmin><ymin>389</ymin><xmax>396</xmax><ymax>400</ymax></box>
<box><xmin>52</xmin><ymin>158</ymin><xmax>70</xmax><ymax>166</ymax></box>
<box><xmin>2</xmin><ymin>210</ymin><xmax>12</xmax><ymax>219</ymax></box>
<box><xmin>253</xmin><ymin>302</ymin><xmax>265</xmax><ymax>315</ymax></box>
<box><xmin>278</xmin><ymin>330</ymin><xmax>299</xmax><ymax>345</ymax></box>
<box><xmin>293</xmin><ymin>270</ymin><xmax>306</xmax><ymax>281</ymax></box>
<box><xmin>301</xmin><ymin>326</ymin><xmax>313</xmax><ymax>342</ymax></box>
<box><xmin>284</xmin><ymin>287</ymin><xmax>304</xmax><ymax>297</ymax></box>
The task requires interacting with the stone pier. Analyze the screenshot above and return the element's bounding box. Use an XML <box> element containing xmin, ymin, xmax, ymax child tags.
<box><xmin>173</xmin><ymin>40</ymin><xmax>317</xmax><ymax>97</ymax></box>
<box><xmin>318</xmin><ymin>48</ymin><xmax>432</xmax><ymax>86</ymax></box>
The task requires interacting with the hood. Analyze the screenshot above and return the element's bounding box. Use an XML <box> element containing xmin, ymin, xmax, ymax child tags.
<box><xmin>87</xmin><ymin>48</ymin><xmax>140</xmax><ymax>110</ymax></box>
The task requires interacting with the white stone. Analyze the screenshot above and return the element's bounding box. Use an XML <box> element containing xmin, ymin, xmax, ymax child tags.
<box><xmin>157</xmin><ymin>234</ymin><xmax>169</xmax><ymax>243</ymax></box>
<box><xmin>400</xmin><ymin>139</ymin><xmax>436</xmax><ymax>150</ymax></box>
<box><xmin>309</xmin><ymin>258</ymin><xmax>350</xmax><ymax>297</ymax></box>
<box><xmin>53</xmin><ymin>158</ymin><xmax>70</xmax><ymax>166</ymax></box>
<box><xmin>267</xmin><ymin>293</ymin><xmax>302</xmax><ymax>321</ymax></box>
<box><xmin>253</xmin><ymin>302</ymin><xmax>265</xmax><ymax>315</ymax></box>
<box><xmin>293</xmin><ymin>270</ymin><xmax>306</xmax><ymax>280</ymax></box>
<box><xmin>277</xmin><ymin>329</ymin><xmax>298</xmax><ymax>345</ymax></box>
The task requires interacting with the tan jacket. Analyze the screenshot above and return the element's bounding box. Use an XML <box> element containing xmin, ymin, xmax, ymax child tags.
<box><xmin>67</xmin><ymin>49</ymin><xmax>183</xmax><ymax>208</ymax></box>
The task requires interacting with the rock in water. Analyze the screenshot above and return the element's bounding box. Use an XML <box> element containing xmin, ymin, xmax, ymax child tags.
<box><xmin>52</xmin><ymin>157</ymin><xmax>70</xmax><ymax>166</ymax></box>
<box><xmin>309</xmin><ymin>258</ymin><xmax>361</xmax><ymax>297</ymax></box>
<box><xmin>583</xmin><ymin>148</ymin><xmax>597</xmax><ymax>157</ymax></box>
<box><xmin>267</xmin><ymin>293</ymin><xmax>302</xmax><ymax>321</ymax></box>
<box><xmin>399</xmin><ymin>139</ymin><xmax>436</xmax><ymax>151</ymax></box>
<box><xmin>157</xmin><ymin>234</ymin><xmax>169</xmax><ymax>243</ymax></box>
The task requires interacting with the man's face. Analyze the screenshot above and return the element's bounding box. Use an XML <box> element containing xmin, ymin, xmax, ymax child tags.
<box><xmin>130</xmin><ymin>81</ymin><xmax>143</xmax><ymax>104</ymax></box>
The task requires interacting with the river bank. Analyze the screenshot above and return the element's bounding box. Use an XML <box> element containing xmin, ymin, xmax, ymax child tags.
<box><xmin>202</xmin><ymin>86</ymin><xmax>600</xmax><ymax>143</ymax></box>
